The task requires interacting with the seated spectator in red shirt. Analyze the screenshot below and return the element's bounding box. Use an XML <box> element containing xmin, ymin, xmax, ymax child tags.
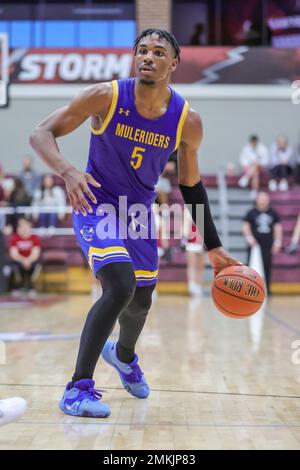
<box><xmin>9</xmin><ymin>217</ymin><xmax>41</xmax><ymax>293</ymax></box>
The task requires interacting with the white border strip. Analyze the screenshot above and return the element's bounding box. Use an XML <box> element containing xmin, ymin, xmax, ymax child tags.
<box><xmin>173</xmin><ymin>84</ymin><xmax>293</xmax><ymax>100</ymax></box>
<box><xmin>0</xmin><ymin>33</ymin><xmax>8</xmax><ymax>106</ymax></box>
<box><xmin>0</xmin><ymin>33</ymin><xmax>8</xmax><ymax>83</ymax></box>
<box><xmin>10</xmin><ymin>83</ymin><xmax>293</xmax><ymax>100</ymax></box>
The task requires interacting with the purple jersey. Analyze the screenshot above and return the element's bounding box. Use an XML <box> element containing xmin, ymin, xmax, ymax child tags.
<box><xmin>86</xmin><ymin>78</ymin><xmax>189</xmax><ymax>207</ymax></box>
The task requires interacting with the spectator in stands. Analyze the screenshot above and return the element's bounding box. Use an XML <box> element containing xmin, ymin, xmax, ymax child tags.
<box><xmin>19</xmin><ymin>154</ymin><xmax>41</xmax><ymax>197</ymax></box>
<box><xmin>181</xmin><ymin>207</ymin><xmax>205</xmax><ymax>297</ymax></box>
<box><xmin>0</xmin><ymin>163</ymin><xmax>4</xmax><ymax>190</ymax></box>
<box><xmin>238</xmin><ymin>135</ymin><xmax>269</xmax><ymax>199</ymax></box>
<box><xmin>293</xmin><ymin>131</ymin><xmax>300</xmax><ymax>186</ymax></box>
<box><xmin>6</xmin><ymin>177</ymin><xmax>32</xmax><ymax>233</ymax></box>
<box><xmin>189</xmin><ymin>23</ymin><xmax>205</xmax><ymax>46</ymax></box>
<box><xmin>0</xmin><ymin>163</ymin><xmax>6</xmax><ymax>206</ymax></box>
<box><xmin>155</xmin><ymin>165</ymin><xmax>173</xmax><ymax>205</ymax></box>
<box><xmin>1</xmin><ymin>177</ymin><xmax>15</xmax><ymax>202</ymax></box>
<box><xmin>244</xmin><ymin>21</ymin><xmax>272</xmax><ymax>46</ymax></box>
<box><xmin>0</xmin><ymin>163</ymin><xmax>15</xmax><ymax>204</ymax></box>
<box><xmin>9</xmin><ymin>217</ymin><xmax>41</xmax><ymax>294</ymax></box>
<box><xmin>269</xmin><ymin>135</ymin><xmax>293</xmax><ymax>191</ymax></box>
<box><xmin>8</xmin><ymin>177</ymin><xmax>31</xmax><ymax>205</ymax></box>
<box><xmin>155</xmin><ymin>157</ymin><xmax>177</xmax><ymax>261</ymax></box>
<box><xmin>156</xmin><ymin>155</ymin><xmax>177</xmax><ymax>204</ymax></box>
<box><xmin>0</xmin><ymin>227</ymin><xmax>9</xmax><ymax>293</ymax></box>
<box><xmin>286</xmin><ymin>214</ymin><xmax>300</xmax><ymax>254</ymax></box>
<box><xmin>32</xmin><ymin>174</ymin><xmax>66</xmax><ymax>229</ymax></box>
<box><xmin>0</xmin><ymin>164</ymin><xmax>8</xmax><ymax>236</ymax></box>
<box><xmin>242</xmin><ymin>191</ymin><xmax>282</xmax><ymax>294</ymax></box>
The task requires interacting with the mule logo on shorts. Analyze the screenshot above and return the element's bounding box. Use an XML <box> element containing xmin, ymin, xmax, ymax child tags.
<box><xmin>80</xmin><ymin>226</ymin><xmax>94</xmax><ymax>242</ymax></box>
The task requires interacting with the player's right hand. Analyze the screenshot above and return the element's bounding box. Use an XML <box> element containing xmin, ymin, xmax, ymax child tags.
<box><xmin>208</xmin><ymin>246</ymin><xmax>243</xmax><ymax>278</ymax></box>
<box><xmin>62</xmin><ymin>167</ymin><xmax>101</xmax><ymax>216</ymax></box>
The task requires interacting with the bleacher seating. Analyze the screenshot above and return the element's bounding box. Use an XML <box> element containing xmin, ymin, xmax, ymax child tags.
<box><xmin>270</xmin><ymin>188</ymin><xmax>300</xmax><ymax>288</ymax></box>
<box><xmin>225</xmin><ymin>180</ymin><xmax>300</xmax><ymax>294</ymax></box>
<box><xmin>158</xmin><ymin>173</ymin><xmax>217</xmax><ymax>288</ymax></box>
<box><xmin>3</xmin><ymin>172</ymin><xmax>300</xmax><ymax>294</ymax></box>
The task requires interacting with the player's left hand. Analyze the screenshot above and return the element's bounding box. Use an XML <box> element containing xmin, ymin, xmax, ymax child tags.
<box><xmin>207</xmin><ymin>246</ymin><xmax>243</xmax><ymax>277</ymax></box>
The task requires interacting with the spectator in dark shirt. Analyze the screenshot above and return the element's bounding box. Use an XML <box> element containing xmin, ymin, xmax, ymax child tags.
<box><xmin>189</xmin><ymin>23</ymin><xmax>205</xmax><ymax>46</ymax></box>
<box><xmin>242</xmin><ymin>191</ymin><xmax>282</xmax><ymax>294</ymax></box>
<box><xmin>6</xmin><ymin>178</ymin><xmax>32</xmax><ymax>233</ymax></box>
<box><xmin>8</xmin><ymin>178</ymin><xmax>31</xmax><ymax>207</ymax></box>
<box><xmin>19</xmin><ymin>155</ymin><xmax>41</xmax><ymax>198</ymax></box>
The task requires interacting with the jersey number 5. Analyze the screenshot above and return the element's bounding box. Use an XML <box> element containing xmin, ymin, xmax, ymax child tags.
<box><xmin>130</xmin><ymin>146</ymin><xmax>145</xmax><ymax>170</ymax></box>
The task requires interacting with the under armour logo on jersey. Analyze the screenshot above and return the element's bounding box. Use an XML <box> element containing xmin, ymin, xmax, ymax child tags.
<box><xmin>118</xmin><ymin>108</ymin><xmax>130</xmax><ymax>116</ymax></box>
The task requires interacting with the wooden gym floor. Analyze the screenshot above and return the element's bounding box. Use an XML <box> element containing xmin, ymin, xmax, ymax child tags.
<box><xmin>0</xmin><ymin>293</ymin><xmax>300</xmax><ymax>450</ymax></box>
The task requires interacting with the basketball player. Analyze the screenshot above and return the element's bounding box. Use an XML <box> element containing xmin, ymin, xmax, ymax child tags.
<box><xmin>30</xmin><ymin>29</ymin><xmax>242</xmax><ymax>418</ymax></box>
<box><xmin>0</xmin><ymin>397</ymin><xmax>27</xmax><ymax>426</ymax></box>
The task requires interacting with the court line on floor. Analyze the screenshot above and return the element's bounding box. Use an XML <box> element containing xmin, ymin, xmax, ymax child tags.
<box><xmin>8</xmin><ymin>420</ymin><xmax>300</xmax><ymax>429</ymax></box>
<box><xmin>265</xmin><ymin>308</ymin><xmax>300</xmax><ymax>337</ymax></box>
<box><xmin>1</xmin><ymin>383</ymin><xmax>299</xmax><ymax>399</ymax></box>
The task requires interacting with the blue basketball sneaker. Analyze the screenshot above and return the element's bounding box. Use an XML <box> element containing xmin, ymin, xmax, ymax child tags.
<box><xmin>59</xmin><ymin>378</ymin><xmax>111</xmax><ymax>418</ymax></box>
<box><xmin>101</xmin><ymin>340</ymin><xmax>149</xmax><ymax>399</ymax></box>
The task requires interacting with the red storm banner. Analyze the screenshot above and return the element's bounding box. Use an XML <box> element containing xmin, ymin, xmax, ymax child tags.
<box><xmin>8</xmin><ymin>47</ymin><xmax>300</xmax><ymax>85</ymax></box>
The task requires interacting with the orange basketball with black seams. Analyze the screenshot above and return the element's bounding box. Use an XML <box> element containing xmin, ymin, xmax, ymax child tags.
<box><xmin>211</xmin><ymin>265</ymin><xmax>266</xmax><ymax>318</ymax></box>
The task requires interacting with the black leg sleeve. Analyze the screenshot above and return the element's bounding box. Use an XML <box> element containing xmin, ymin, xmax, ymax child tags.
<box><xmin>117</xmin><ymin>284</ymin><xmax>156</xmax><ymax>363</ymax></box>
<box><xmin>72</xmin><ymin>262</ymin><xmax>136</xmax><ymax>382</ymax></box>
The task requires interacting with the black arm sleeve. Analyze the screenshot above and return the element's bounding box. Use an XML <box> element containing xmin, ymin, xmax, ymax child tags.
<box><xmin>179</xmin><ymin>181</ymin><xmax>222</xmax><ymax>251</ymax></box>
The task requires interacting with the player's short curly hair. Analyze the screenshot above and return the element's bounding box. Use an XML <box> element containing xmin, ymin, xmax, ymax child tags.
<box><xmin>133</xmin><ymin>29</ymin><xmax>181</xmax><ymax>63</ymax></box>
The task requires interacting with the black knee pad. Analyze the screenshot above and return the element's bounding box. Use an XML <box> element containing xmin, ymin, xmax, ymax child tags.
<box><xmin>96</xmin><ymin>262</ymin><xmax>136</xmax><ymax>307</ymax></box>
<box><xmin>128</xmin><ymin>284</ymin><xmax>156</xmax><ymax>315</ymax></box>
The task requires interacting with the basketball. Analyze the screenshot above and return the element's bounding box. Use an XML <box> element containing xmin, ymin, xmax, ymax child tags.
<box><xmin>211</xmin><ymin>265</ymin><xmax>266</xmax><ymax>318</ymax></box>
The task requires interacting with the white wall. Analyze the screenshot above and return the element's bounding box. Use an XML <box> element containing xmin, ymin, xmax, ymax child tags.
<box><xmin>0</xmin><ymin>84</ymin><xmax>298</xmax><ymax>174</ymax></box>
<box><xmin>197</xmin><ymin>97</ymin><xmax>299</xmax><ymax>172</ymax></box>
